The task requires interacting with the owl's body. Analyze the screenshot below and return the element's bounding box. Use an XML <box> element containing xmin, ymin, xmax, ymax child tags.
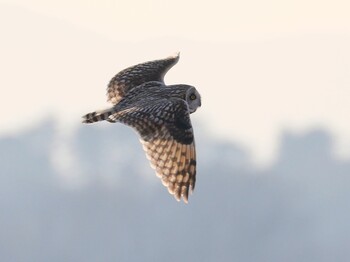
<box><xmin>82</xmin><ymin>53</ymin><xmax>201</xmax><ymax>203</ymax></box>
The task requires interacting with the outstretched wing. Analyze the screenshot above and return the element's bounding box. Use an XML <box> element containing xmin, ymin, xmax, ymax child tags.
<box><xmin>107</xmin><ymin>53</ymin><xmax>180</xmax><ymax>105</ymax></box>
<box><xmin>108</xmin><ymin>98</ymin><xmax>196</xmax><ymax>203</ymax></box>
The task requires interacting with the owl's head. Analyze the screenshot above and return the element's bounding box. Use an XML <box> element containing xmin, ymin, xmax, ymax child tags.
<box><xmin>185</xmin><ymin>86</ymin><xmax>201</xmax><ymax>113</ymax></box>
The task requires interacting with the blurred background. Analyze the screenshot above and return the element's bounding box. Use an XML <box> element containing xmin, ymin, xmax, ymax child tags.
<box><xmin>0</xmin><ymin>1</ymin><xmax>350</xmax><ymax>261</ymax></box>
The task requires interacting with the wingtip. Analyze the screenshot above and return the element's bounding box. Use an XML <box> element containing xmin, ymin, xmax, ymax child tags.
<box><xmin>173</xmin><ymin>189</ymin><xmax>190</xmax><ymax>203</ymax></box>
<box><xmin>169</xmin><ymin>52</ymin><xmax>180</xmax><ymax>60</ymax></box>
<box><xmin>171</xmin><ymin>192</ymin><xmax>189</xmax><ymax>204</ymax></box>
<box><xmin>183</xmin><ymin>197</ymin><xmax>189</xmax><ymax>204</ymax></box>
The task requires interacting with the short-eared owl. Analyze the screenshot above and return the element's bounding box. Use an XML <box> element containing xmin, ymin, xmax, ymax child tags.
<box><xmin>82</xmin><ymin>53</ymin><xmax>201</xmax><ymax>203</ymax></box>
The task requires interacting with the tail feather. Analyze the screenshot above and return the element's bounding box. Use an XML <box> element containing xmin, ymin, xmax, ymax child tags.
<box><xmin>82</xmin><ymin>108</ymin><xmax>114</xmax><ymax>123</ymax></box>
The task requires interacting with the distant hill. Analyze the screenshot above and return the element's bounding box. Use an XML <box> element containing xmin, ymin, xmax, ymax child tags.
<box><xmin>1</xmin><ymin>118</ymin><xmax>349</xmax><ymax>262</ymax></box>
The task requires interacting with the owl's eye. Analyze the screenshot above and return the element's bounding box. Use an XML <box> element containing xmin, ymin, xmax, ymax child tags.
<box><xmin>189</xmin><ymin>93</ymin><xmax>197</xmax><ymax>100</ymax></box>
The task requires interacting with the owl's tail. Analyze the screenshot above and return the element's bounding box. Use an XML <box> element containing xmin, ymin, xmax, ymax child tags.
<box><xmin>82</xmin><ymin>107</ymin><xmax>115</xmax><ymax>123</ymax></box>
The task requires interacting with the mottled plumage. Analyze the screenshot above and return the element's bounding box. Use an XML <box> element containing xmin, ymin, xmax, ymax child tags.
<box><xmin>82</xmin><ymin>53</ymin><xmax>201</xmax><ymax>203</ymax></box>
<box><xmin>107</xmin><ymin>54</ymin><xmax>180</xmax><ymax>105</ymax></box>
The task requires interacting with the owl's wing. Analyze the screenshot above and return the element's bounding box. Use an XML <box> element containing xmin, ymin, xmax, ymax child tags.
<box><xmin>107</xmin><ymin>53</ymin><xmax>180</xmax><ymax>105</ymax></box>
<box><xmin>108</xmin><ymin>98</ymin><xmax>196</xmax><ymax>203</ymax></box>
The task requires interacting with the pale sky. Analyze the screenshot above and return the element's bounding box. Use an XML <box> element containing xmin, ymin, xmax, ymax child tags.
<box><xmin>1</xmin><ymin>0</ymin><xmax>350</xmax><ymax>166</ymax></box>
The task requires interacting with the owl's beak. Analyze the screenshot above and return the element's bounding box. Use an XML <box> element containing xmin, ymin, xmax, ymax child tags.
<box><xmin>189</xmin><ymin>107</ymin><xmax>198</xmax><ymax>114</ymax></box>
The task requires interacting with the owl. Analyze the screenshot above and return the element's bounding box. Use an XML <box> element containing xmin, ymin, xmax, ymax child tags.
<box><xmin>82</xmin><ymin>53</ymin><xmax>201</xmax><ymax>203</ymax></box>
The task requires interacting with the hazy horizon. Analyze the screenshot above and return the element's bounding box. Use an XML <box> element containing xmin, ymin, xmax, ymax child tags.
<box><xmin>1</xmin><ymin>117</ymin><xmax>350</xmax><ymax>262</ymax></box>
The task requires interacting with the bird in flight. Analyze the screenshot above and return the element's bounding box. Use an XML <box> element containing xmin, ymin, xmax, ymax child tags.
<box><xmin>82</xmin><ymin>53</ymin><xmax>201</xmax><ymax>203</ymax></box>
